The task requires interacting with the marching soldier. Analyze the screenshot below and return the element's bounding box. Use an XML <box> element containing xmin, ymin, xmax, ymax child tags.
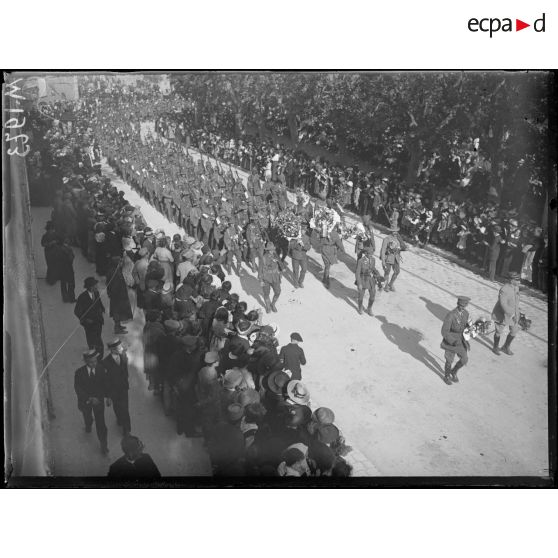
<box><xmin>245</xmin><ymin>216</ymin><xmax>265</xmax><ymax>272</ymax></box>
<box><xmin>491</xmin><ymin>271</ymin><xmax>521</xmax><ymax>356</ymax></box>
<box><xmin>440</xmin><ymin>296</ymin><xmax>471</xmax><ymax>385</ymax></box>
<box><xmin>289</xmin><ymin>226</ymin><xmax>311</xmax><ymax>288</ymax></box>
<box><xmin>258</xmin><ymin>241</ymin><xmax>283</xmax><ymax>313</ymax></box>
<box><xmin>380</xmin><ymin>224</ymin><xmax>406</xmax><ymax>292</ymax></box>
<box><xmin>320</xmin><ymin>228</ymin><xmax>345</xmax><ymax>289</ymax></box>
<box><xmin>355</xmin><ymin>245</ymin><xmax>378</xmax><ymax>315</ymax></box>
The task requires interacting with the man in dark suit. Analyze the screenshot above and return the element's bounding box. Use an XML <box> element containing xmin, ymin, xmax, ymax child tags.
<box><xmin>74</xmin><ymin>349</ymin><xmax>109</xmax><ymax>454</ymax></box>
<box><xmin>108</xmin><ymin>435</ymin><xmax>161</xmax><ymax>478</ymax></box>
<box><xmin>74</xmin><ymin>276</ymin><xmax>105</xmax><ymax>358</ymax></box>
<box><xmin>103</xmin><ymin>339</ymin><xmax>131</xmax><ymax>435</ymax></box>
<box><xmin>440</xmin><ymin>296</ymin><xmax>471</xmax><ymax>385</ymax></box>
<box><xmin>279</xmin><ymin>332</ymin><xmax>307</xmax><ymax>381</ymax></box>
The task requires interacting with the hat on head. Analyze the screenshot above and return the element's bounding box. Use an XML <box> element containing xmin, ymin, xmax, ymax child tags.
<box><xmin>265</xmin><ymin>371</ymin><xmax>290</xmax><ymax>395</ymax></box>
<box><xmin>508</xmin><ymin>271</ymin><xmax>521</xmax><ymax>280</ymax></box>
<box><xmin>204</xmin><ymin>351</ymin><xmax>219</xmax><ymax>364</ymax></box>
<box><xmin>313</xmin><ymin>407</ymin><xmax>335</xmax><ymax>426</ymax></box>
<box><xmin>83</xmin><ymin>349</ymin><xmax>98</xmax><ymax>360</ymax></box>
<box><xmin>265</xmin><ymin>241</ymin><xmax>275</xmax><ymax>251</ymax></box>
<box><xmin>457</xmin><ymin>295</ymin><xmax>471</xmax><ymax>305</ymax></box>
<box><xmin>285</xmin><ymin>404</ymin><xmax>312</xmax><ymax>428</ymax></box>
<box><xmin>227</xmin><ymin>403</ymin><xmax>244</xmax><ymax>422</ymax></box>
<box><xmin>223</xmin><ymin>368</ymin><xmax>243</xmax><ymax>390</ymax></box>
<box><xmin>107</xmin><ymin>338</ymin><xmax>122</xmax><ymax>349</ymax></box>
<box><xmin>238</xmin><ymin>388</ymin><xmax>260</xmax><ymax>407</ymax></box>
<box><xmin>144</xmin><ymin>227</ymin><xmax>153</xmax><ymax>236</ymax></box>
<box><xmin>83</xmin><ymin>276</ymin><xmax>98</xmax><ymax>289</ymax></box>
<box><xmin>180</xmin><ymin>335</ymin><xmax>198</xmax><ymax>349</ymax></box>
<box><xmin>317</xmin><ymin>424</ymin><xmax>340</xmax><ymax>445</ymax></box>
<box><xmin>163</xmin><ymin>319</ymin><xmax>181</xmax><ymax>332</ymax></box>
<box><xmin>290</xmin><ymin>332</ymin><xmax>303</xmax><ymax>342</ymax></box>
<box><xmin>286</xmin><ymin>381</ymin><xmax>310</xmax><ymax>405</ymax></box>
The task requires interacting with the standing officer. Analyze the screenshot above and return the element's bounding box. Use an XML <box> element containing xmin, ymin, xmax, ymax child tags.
<box><xmin>289</xmin><ymin>226</ymin><xmax>311</xmax><ymax>288</ymax></box>
<box><xmin>491</xmin><ymin>271</ymin><xmax>521</xmax><ymax>356</ymax></box>
<box><xmin>258</xmin><ymin>241</ymin><xmax>283</xmax><ymax>313</ymax></box>
<box><xmin>103</xmin><ymin>339</ymin><xmax>131</xmax><ymax>434</ymax></box>
<box><xmin>355</xmin><ymin>245</ymin><xmax>377</xmax><ymax>316</ymax></box>
<box><xmin>380</xmin><ymin>224</ymin><xmax>406</xmax><ymax>292</ymax></box>
<box><xmin>74</xmin><ymin>349</ymin><xmax>109</xmax><ymax>454</ymax></box>
<box><xmin>440</xmin><ymin>296</ymin><xmax>471</xmax><ymax>385</ymax></box>
<box><xmin>320</xmin><ymin>228</ymin><xmax>345</xmax><ymax>289</ymax></box>
<box><xmin>74</xmin><ymin>277</ymin><xmax>105</xmax><ymax>359</ymax></box>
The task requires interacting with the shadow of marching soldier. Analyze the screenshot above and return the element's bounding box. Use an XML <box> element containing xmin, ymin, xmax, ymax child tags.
<box><xmin>375</xmin><ymin>314</ymin><xmax>447</xmax><ymax>384</ymax></box>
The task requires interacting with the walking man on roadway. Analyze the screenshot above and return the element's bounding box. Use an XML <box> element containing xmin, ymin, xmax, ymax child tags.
<box><xmin>355</xmin><ymin>245</ymin><xmax>378</xmax><ymax>316</ymax></box>
<box><xmin>74</xmin><ymin>349</ymin><xmax>109</xmax><ymax>454</ymax></box>
<box><xmin>289</xmin><ymin>227</ymin><xmax>311</xmax><ymax>288</ymax></box>
<box><xmin>440</xmin><ymin>296</ymin><xmax>471</xmax><ymax>385</ymax></box>
<box><xmin>380</xmin><ymin>224</ymin><xmax>406</xmax><ymax>292</ymax></box>
<box><xmin>491</xmin><ymin>272</ymin><xmax>521</xmax><ymax>356</ymax></box>
<box><xmin>258</xmin><ymin>241</ymin><xmax>283</xmax><ymax>313</ymax></box>
<box><xmin>103</xmin><ymin>338</ymin><xmax>132</xmax><ymax>435</ymax></box>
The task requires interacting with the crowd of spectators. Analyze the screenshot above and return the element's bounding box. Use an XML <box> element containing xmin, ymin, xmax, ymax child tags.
<box><xmin>30</xmin><ymin>94</ymin><xmax>356</xmax><ymax>478</ymax></box>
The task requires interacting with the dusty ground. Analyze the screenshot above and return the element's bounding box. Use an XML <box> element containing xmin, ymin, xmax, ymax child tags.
<box><xmin>30</xmin><ymin>151</ymin><xmax>549</xmax><ymax>477</ymax></box>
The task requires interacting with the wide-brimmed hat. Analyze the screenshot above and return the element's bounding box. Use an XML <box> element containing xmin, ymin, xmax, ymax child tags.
<box><xmin>265</xmin><ymin>371</ymin><xmax>290</xmax><ymax>395</ymax></box>
<box><xmin>284</xmin><ymin>404</ymin><xmax>312</xmax><ymax>427</ymax></box>
<box><xmin>317</xmin><ymin>424</ymin><xmax>340</xmax><ymax>445</ymax></box>
<box><xmin>204</xmin><ymin>351</ymin><xmax>219</xmax><ymax>364</ymax></box>
<box><xmin>313</xmin><ymin>407</ymin><xmax>335</xmax><ymax>426</ymax></box>
<box><xmin>235</xmin><ymin>319</ymin><xmax>251</xmax><ymax>335</ymax></box>
<box><xmin>507</xmin><ymin>271</ymin><xmax>521</xmax><ymax>280</ymax></box>
<box><xmin>223</xmin><ymin>368</ymin><xmax>244</xmax><ymax>390</ymax></box>
<box><xmin>107</xmin><ymin>338</ymin><xmax>122</xmax><ymax>349</ymax></box>
<box><xmin>286</xmin><ymin>380</ymin><xmax>310</xmax><ymax>405</ymax></box>
<box><xmin>83</xmin><ymin>276</ymin><xmax>98</xmax><ymax>289</ymax></box>
<box><xmin>82</xmin><ymin>349</ymin><xmax>98</xmax><ymax>360</ymax></box>
<box><xmin>163</xmin><ymin>319</ymin><xmax>181</xmax><ymax>332</ymax></box>
<box><xmin>227</xmin><ymin>403</ymin><xmax>244</xmax><ymax>422</ymax></box>
<box><xmin>238</xmin><ymin>388</ymin><xmax>260</xmax><ymax>407</ymax></box>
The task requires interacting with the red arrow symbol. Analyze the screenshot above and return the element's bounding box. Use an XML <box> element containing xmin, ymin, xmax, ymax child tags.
<box><xmin>516</xmin><ymin>19</ymin><xmax>530</xmax><ymax>31</ymax></box>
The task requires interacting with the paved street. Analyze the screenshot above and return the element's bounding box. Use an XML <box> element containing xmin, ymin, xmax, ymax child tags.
<box><xmin>30</xmin><ymin>151</ymin><xmax>549</xmax><ymax>477</ymax></box>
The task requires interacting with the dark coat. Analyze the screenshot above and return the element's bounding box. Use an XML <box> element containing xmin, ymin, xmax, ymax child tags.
<box><xmin>440</xmin><ymin>307</ymin><xmax>470</xmax><ymax>354</ymax></box>
<box><xmin>74</xmin><ymin>363</ymin><xmax>108</xmax><ymax>410</ymax></box>
<box><xmin>102</xmin><ymin>354</ymin><xmax>130</xmax><ymax>397</ymax></box>
<box><xmin>74</xmin><ymin>290</ymin><xmax>105</xmax><ymax>326</ymax></box>
<box><xmin>108</xmin><ymin>454</ymin><xmax>161</xmax><ymax>478</ymax></box>
<box><xmin>279</xmin><ymin>343</ymin><xmax>306</xmax><ymax>380</ymax></box>
<box><xmin>53</xmin><ymin>244</ymin><xmax>75</xmax><ymax>281</ymax></box>
<box><xmin>106</xmin><ymin>264</ymin><xmax>133</xmax><ymax>321</ymax></box>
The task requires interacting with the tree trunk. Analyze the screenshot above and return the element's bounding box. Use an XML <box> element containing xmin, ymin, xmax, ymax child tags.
<box><xmin>287</xmin><ymin>112</ymin><xmax>299</xmax><ymax>145</ymax></box>
<box><xmin>404</xmin><ymin>138</ymin><xmax>422</xmax><ymax>188</ymax></box>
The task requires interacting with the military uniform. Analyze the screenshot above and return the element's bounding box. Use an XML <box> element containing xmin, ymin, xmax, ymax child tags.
<box><xmin>440</xmin><ymin>296</ymin><xmax>471</xmax><ymax>384</ymax></box>
<box><xmin>355</xmin><ymin>250</ymin><xmax>377</xmax><ymax>315</ymax></box>
<box><xmin>258</xmin><ymin>242</ymin><xmax>283</xmax><ymax>313</ymax></box>
<box><xmin>491</xmin><ymin>273</ymin><xmax>521</xmax><ymax>355</ymax></box>
<box><xmin>380</xmin><ymin>227</ymin><xmax>406</xmax><ymax>291</ymax></box>
<box><xmin>289</xmin><ymin>232</ymin><xmax>311</xmax><ymax>288</ymax></box>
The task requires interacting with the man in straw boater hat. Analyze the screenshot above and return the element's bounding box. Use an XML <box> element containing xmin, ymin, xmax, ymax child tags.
<box><xmin>74</xmin><ymin>349</ymin><xmax>109</xmax><ymax>454</ymax></box>
<box><xmin>440</xmin><ymin>295</ymin><xmax>471</xmax><ymax>385</ymax></box>
<box><xmin>380</xmin><ymin>222</ymin><xmax>407</xmax><ymax>293</ymax></box>
<box><xmin>258</xmin><ymin>241</ymin><xmax>284</xmax><ymax>313</ymax></box>
<box><xmin>491</xmin><ymin>271</ymin><xmax>522</xmax><ymax>356</ymax></box>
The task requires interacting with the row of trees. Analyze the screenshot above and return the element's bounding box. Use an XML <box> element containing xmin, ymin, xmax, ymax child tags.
<box><xmin>169</xmin><ymin>72</ymin><xmax>553</xmax><ymax>216</ymax></box>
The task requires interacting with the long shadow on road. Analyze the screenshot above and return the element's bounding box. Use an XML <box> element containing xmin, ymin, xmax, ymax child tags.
<box><xmin>375</xmin><ymin>314</ymin><xmax>447</xmax><ymax>384</ymax></box>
